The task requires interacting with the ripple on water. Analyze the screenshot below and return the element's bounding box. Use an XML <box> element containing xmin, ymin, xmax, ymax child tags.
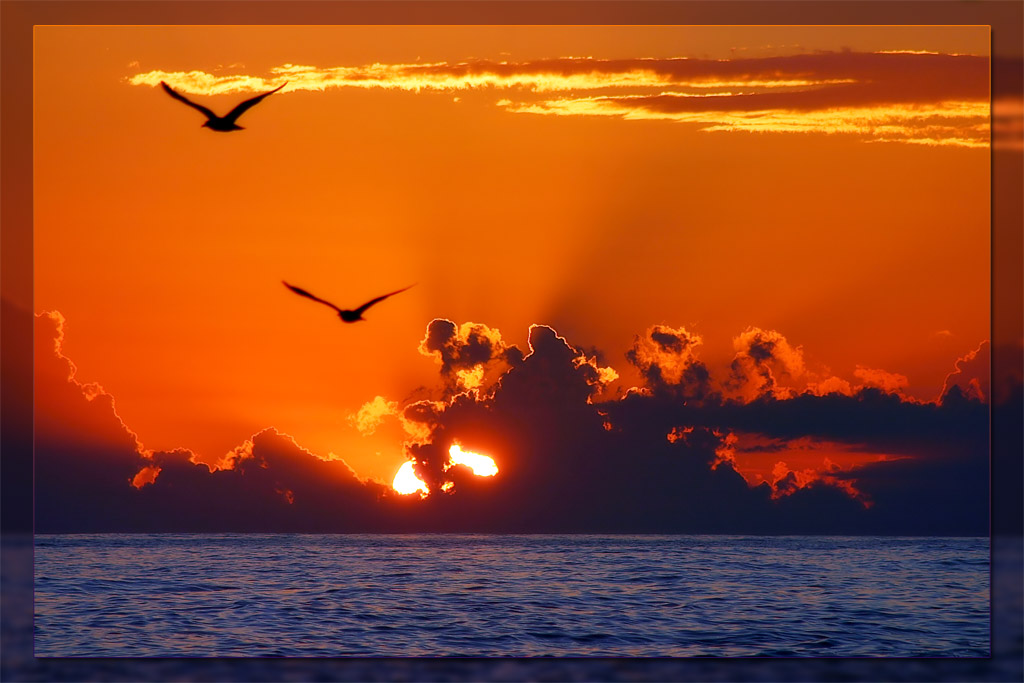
<box><xmin>34</xmin><ymin>534</ymin><xmax>989</xmax><ymax>657</ymax></box>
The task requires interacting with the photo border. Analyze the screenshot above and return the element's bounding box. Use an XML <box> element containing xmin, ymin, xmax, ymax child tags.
<box><xmin>3</xmin><ymin>2</ymin><xmax>1021</xmax><ymax>680</ymax></box>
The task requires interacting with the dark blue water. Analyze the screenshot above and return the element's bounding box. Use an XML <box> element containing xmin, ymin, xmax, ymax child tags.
<box><xmin>34</xmin><ymin>534</ymin><xmax>988</xmax><ymax>657</ymax></box>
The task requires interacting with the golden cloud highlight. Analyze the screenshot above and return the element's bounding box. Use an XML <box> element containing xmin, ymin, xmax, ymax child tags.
<box><xmin>853</xmin><ymin>365</ymin><xmax>910</xmax><ymax>395</ymax></box>
<box><xmin>130</xmin><ymin>51</ymin><xmax>988</xmax><ymax>147</ymax></box>
<box><xmin>627</xmin><ymin>324</ymin><xmax>704</xmax><ymax>386</ymax></box>
<box><xmin>130</xmin><ymin>60</ymin><xmax>854</xmax><ymax>97</ymax></box>
<box><xmin>350</xmin><ymin>395</ymin><xmax>400</xmax><ymax>436</ymax></box>
<box><xmin>418</xmin><ymin>319</ymin><xmax>517</xmax><ymax>395</ymax></box>
<box><xmin>38</xmin><ymin>311</ymin><xmax>157</xmax><ymax>486</ymax></box>
<box><xmin>506</xmin><ymin>98</ymin><xmax>988</xmax><ymax>147</ymax></box>
<box><xmin>940</xmin><ymin>340</ymin><xmax>990</xmax><ymax>403</ymax></box>
<box><xmin>728</xmin><ymin>327</ymin><xmax>806</xmax><ymax>402</ymax></box>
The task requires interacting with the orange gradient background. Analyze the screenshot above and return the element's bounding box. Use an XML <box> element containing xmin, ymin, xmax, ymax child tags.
<box><xmin>34</xmin><ymin>26</ymin><xmax>990</xmax><ymax>484</ymax></box>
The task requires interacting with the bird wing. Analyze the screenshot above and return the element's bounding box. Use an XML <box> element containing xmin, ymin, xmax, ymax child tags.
<box><xmin>282</xmin><ymin>281</ymin><xmax>342</xmax><ymax>312</ymax></box>
<box><xmin>160</xmin><ymin>81</ymin><xmax>218</xmax><ymax>120</ymax></box>
<box><xmin>223</xmin><ymin>83</ymin><xmax>287</xmax><ymax>124</ymax></box>
<box><xmin>353</xmin><ymin>284</ymin><xmax>415</xmax><ymax>316</ymax></box>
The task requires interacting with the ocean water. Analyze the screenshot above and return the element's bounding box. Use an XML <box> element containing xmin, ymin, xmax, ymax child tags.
<box><xmin>34</xmin><ymin>534</ymin><xmax>989</xmax><ymax>658</ymax></box>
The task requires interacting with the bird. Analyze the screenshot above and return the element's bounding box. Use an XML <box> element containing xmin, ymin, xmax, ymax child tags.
<box><xmin>160</xmin><ymin>81</ymin><xmax>287</xmax><ymax>132</ymax></box>
<box><xmin>283</xmin><ymin>281</ymin><xmax>414</xmax><ymax>323</ymax></box>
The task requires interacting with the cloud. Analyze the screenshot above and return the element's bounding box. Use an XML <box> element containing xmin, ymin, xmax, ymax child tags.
<box><xmin>608</xmin><ymin>330</ymin><xmax>990</xmax><ymax>534</ymax></box>
<box><xmin>34</xmin><ymin>312</ymin><xmax>152</xmax><ymax>531</ymax></box>
<box><xmin>35</xmin><ymin>312</ymin><xmax>992</xmax><ymax>535</ymax></box>
<box><xmin>625</xmin><ymin>325</ymin><xmax>713</xmax><ymax>401</ymax></box>
<box><xmin>853</xmin><ymin>365</ymin><xmax>910</xmax><ymax>395</ymax></box>
<box><xmin>391</xmin><ymin>320</ymin><xmax>988</xmax><ymax>534</ymax></box>
<box><xmin>349</xmin><ymin>395</ymin><xmax>399</xmax><ymax>435</ymax></box>
<box><xmin>769</xmin><ymin>457</ymin><xmax>867</xmax><ymax>503</ymax></box>
<box><xmin>940</xmin><ymin>340</ymin><xmax>990</xmax><ymax>403</ymax></box>
<box><xmin>34</xmin><ymin>310</ymin><xmax>396</xmax><ymax>532</ymax></box>
<box><xmin>503</xmin><ymin>52</ymin><xmax>988</xmax><ymax>146</ymax></box>
<box><xmin>726</xmin><ymin>327</ymin><xmax>805</xmax><ymax>401</ymax></box>
<box><xmin>131</xmin><ymin>429</ymin><xmax>393</xmax><ymax>532</ymax></box>
<box><xmin>34</xmin><ymin>312</ymin><xmax>147</xmax><ymax>456</ymax></box>
<box><xmin>400</xmin><ymin>399</ymin><xmax>447</xmax><ymax>443</ymax></box>
<box><xmin>508</xmin><ymin>97</ymin><xmax>988</xmax><ymax>147</ymax></box>
<box><xmin>722</xmin><ymin>432</ymin><xmax>883</xmax><ymax>500</ymax></box>
<box><xmin>418</xmin><ymin>318</ymin><xmax>522</xmax><ymax>395</ymax></box>
<box><xmin>689</xmin><ymin>388</ymin><xmax>986</xmax><ymax>457</ymax></box>
<box><xmin>131</xmin><ymin>52</ymin><xmax>986</xmax><ymax>101</ymax></box>
<box><xmin>131</xmin><ymin>51</ymin><xmax>988</xmax><ymax>146</ymax></box>
<box><xmin>807</xmin><ymin>375</ymin><xmax>854</xmax><ymax>397</ymax></box>
<box><xmin>496</xmin><ymin>324</ymin><xmax>618</xmax><ymax>407</ymax></box>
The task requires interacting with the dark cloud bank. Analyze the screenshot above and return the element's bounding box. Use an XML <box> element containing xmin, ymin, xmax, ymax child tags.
<box><xmin>36</xmin><ymin>313</ymin><xmax>1000</xmax><ymax>535</ymax></box>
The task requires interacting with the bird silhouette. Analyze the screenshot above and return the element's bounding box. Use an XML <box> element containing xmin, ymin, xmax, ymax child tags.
<box><xmin>160</xmin><ymin>81</ymin><xmax>287</xmax><ymax>131</ymax></box>
<box><xmin>283</xmin><ymin>281</ymin><xmax>414</xmax><ymax>323</ymax></box>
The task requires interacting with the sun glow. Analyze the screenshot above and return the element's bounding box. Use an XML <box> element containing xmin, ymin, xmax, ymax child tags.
<box><xmin>390</xmin><ymin>445</ymin><xmax>498</xmax><ymax>496</ymax></box>
<box><xmin>392</xmin><ymin>460</ymin><xmax>429</xmax><ymax>496</ymax></box>
<box><xmin>447</xmin><ymin>444</ymin><xmax>498</xmax><ymax>476</ymax></box>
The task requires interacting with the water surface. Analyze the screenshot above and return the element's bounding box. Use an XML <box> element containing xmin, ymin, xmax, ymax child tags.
<box><xmin>34</xmin><ymin>534</ymin><xmax>989</xmax><ymax>657</ymax></box>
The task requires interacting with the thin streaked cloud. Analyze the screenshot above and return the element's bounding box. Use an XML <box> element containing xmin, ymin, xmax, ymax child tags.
<box><xmin>130</xmin><ymin>51</ymin><xmax>989</xmax><ymax>147</ymax></box>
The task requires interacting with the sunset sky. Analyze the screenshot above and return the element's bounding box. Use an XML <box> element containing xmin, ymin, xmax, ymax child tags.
<box><xmin>32</xmin><ymin>25</ymin><xmax>995</xmax><ymax>530</ymax></box>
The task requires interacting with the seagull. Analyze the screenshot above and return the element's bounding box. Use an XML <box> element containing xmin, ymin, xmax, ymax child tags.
<box><xmin>160</xmin><ymin>81</ymin><xmax>287</xmax><ymax>132</ymax></box>
<box><xmin>283</xmin><ymin>281</ymin><xmax>414</xmax><ymax>323</ymax></box>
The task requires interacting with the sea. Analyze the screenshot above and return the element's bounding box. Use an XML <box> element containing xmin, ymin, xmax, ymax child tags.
<box><xmin>33</xmin><ymin>534</ymin><xmax>989</xmax><ymax>658</ymax></box>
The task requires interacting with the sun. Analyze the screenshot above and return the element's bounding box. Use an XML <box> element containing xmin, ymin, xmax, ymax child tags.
<box><xmin>447</xmin><ymin>443</ymin><xmax>498</xmax><ymax>477</ymax></box>
<box><xmin>391</xmin><ymin>443</ymin><xmax>498</xmax><ymax>496</ymax></box>
<box><xmin>392</xmin><ymin>461</ymin><xmax>429</xmax><ymax>497</ymax></box>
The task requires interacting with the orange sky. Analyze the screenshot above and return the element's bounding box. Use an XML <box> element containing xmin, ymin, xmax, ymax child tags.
<box><xmin>34</xmin><ymin>26</ymin><xmax>990</xmax><ymax>484</ymax></box>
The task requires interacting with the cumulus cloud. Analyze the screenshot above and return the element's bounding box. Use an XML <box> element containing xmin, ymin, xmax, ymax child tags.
<box><xmin>349</xmin><ymin>395</ymin><xmax>399</xmax><ymax>435</ymax></box>
<box><xmin>853</xmin><ymin>365</ymin><xmax>910</xmax><ymax>395</ymax></box>
<box><xmin>625</xmin><ymin>324</ymin><xmax>713</xmax><ymax>401</ymax></box>
<box><xmin>400</xmin><ymin>399</ymin><xmax>447</xmax><ymax>443</ymax></box>
<box><xmin>418</xmin><ymin>318</ymin><xmax>522</xmax><ymax>395</ymax></box>
<box><xmin>130</xmin><ymin>51</ymin><xmax>988</xmax><ymax>147</ymax></box>
<box><xmin>130</xmin><ymin>429</ymin><xmax>393</xmax><ymax>532</ymax></box>
<box><xmin>807</xmin><ymin>375</ymin><xmax>854</xmax><ymax>397</ymax></box>
<box><xmin>497</xmin><ymin>324</ymin><xmax>618</xmax><ymax>407</ymax></box>
<box><xmin>34</xmin><ymin>312</ymin><xmax>992</xmax><ymax>535</ymax></box>
<box><xmin>388</xmin><ymin>320</ymin><xmax>987</xmax><ymax>533</ymax></box>
<box><xmin>34</xmin><ymin>310</ymin><xmax>395</xmax><ymax>532</ymax></box>
<box><xmin>726</xmin><ymin>327</ymin><xmax>806</xmax><ymax>401</ymax></box>
<box><xmin>940</xmin><ymin>340</ymin><xmax>990</xmax><ymax>403</ymax></box>
<box><xmin>35</xmin><ymin>312</ymin><xmax>153</xmax><ymax>531</ymax></box>
<box><xmin>35</xmin><ymin>312</ymin><xmax>147</xmax><ymax>457</ymax></box>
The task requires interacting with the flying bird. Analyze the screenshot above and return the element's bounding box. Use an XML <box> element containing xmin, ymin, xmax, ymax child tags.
<box><xmin>160</xmin><ymin>81</ymin><xmax>287</xmax><ymax>131</ymax></box>
<box><xmin>283</xmin><ymin>281</ymin><xmax>414</xmax><ymax>323</ymax></box>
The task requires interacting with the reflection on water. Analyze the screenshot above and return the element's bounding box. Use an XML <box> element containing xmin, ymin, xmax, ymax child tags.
<box><xmin>34</xmin><ymin>534</ymin><xmax>989</xmax><ymax>657</ymax></box>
